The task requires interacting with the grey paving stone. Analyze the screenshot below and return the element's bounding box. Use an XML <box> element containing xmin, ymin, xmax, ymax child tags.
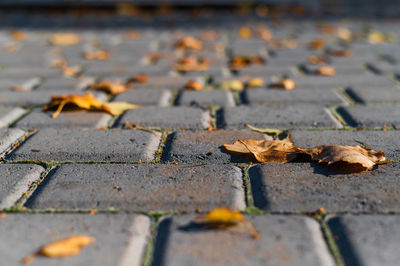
<box><xmin>0</xmin><ymin>214</ymin><xmax>150</xmax><ymax>266</ymax></box>
<box><xmin>113</xmin><ymin>89</ymin><xmax>171</xmax><ymax>107</ymax></box>
<box><xmin>303</xmin><ymin>63</ymin><xmax>367</xmax><ymax>76</ymax></box>
<box><xmin>7</xmin><ymin>128</ymin><xmax>160</xmax><ymax>162</ymax></box>
<box><xmin>250</xmin><ymin>163</ymin><xmax>400</xmax><ymax>213</ymax></box>
<box><xmin>0</xmin><ymin>90</ymin><xmax>107</xmax><ymax>107</ymax></box>
<box><xmin>0</xmin><ymin>164</ymin><xmax>44</xmax><ymax>209</ymax></box>
<box><xmin>162</xmin><ymin>130</ymin><xmax>271</xmax><ymax>163</ymax></box>
<box><xmin>290</xmin><ymin>130</ymin><xmax>400</xmax><ymax>161</ymax></box>
<box><xmin>36</xmin><ymin>77</ymin><xmax>82</xmax><ymax>91</ymax></box>
<box><xmin>219</xmin><ymin>106</ymin><xmax>341</xmax><ymax>129</ymax></box>
<box><xmin>0</xmin><ymin>105</ymin><xmax>26</xmax><ymax>127</ymax></box>
<box><xmin>243</xmin><ymin>87</ymin><xmax>346</xmax><ymax>106</ymax></box>
<box><xmin>178</xmin><ymin>90</ymin><xmax>235</xmax><ymax>107</ymax></box>
<box><xmin>129</xmin><ymin>76</ymin><xmax>192</xmax><ymax>89</ymax></box>
<box><xmin>345</xmin><ymin>86</ymin><xmax>400</xmax><ymax>104</ymax></box>
<box><xmin>12</xmin><ymin>109</ymin><xmax>112</xmax><ymax>129</ymax></box>
<box><xmin>327</xmin><ymin>215</ymin><xmax>400</xmax><ymax>266</ymax></box>
<box><xmin>152</xmin><ymin>215</ymin><xmax>334</xmax><ymax>266</ymax></box>
<box><xmin>337</xmin><ymin>106</ymin><xmax>400</xmax><ymax>128</ymax></box>
<box><xmin>26</xmin><ymin>164</ymin><xmax>245</xmax><ymax>212</ymax></box>
<box><xmin>115</xmin><ymin>107</ymin><xmax>211</xmax><ymax>130</ymax></box>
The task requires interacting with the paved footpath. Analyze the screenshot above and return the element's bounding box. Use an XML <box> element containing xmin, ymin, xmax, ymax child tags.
<box><xmin>0</xmin><ymin>6</ymin><xmax>399</xmax><ymax>266</ymax></box>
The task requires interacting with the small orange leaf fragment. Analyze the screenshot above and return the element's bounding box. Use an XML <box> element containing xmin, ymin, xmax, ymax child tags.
<box><xmin>175</xmin><ymin>56</ymin><xmax>209</xmax><ymax>72</ymax></box>
<box><xmin>125</xmin><ymin>30</ymin><xmax>141</xmax><ymax>40</ymax></box>
<box><xmin>83</xmin><ymin>50</ymin><xmax>111</xmax><ymax>61</ymax></box>
<box><xmin>239</xmin><ymin>26</ymin><xmax>252</xmax><ymax>39</ymax></box>
<box><xmin>129</xmin><ymin>74</ymin><xmax>148</xmax><ymax>83</ymax></box>
<box><xmin>22</xmin><ymin>235</ymin><xmax>95</xmax><ymax>264</ymax></box>
<box><xmin>185</xmin><ymin>80</ymin><xmax>203</xmax><ymax>91</ymax></box>
<box><xmin>308</xmin><ymin>38</ymin><xmax>325</xmax><ymax>50</ymax></box>
<box><xmin>327</xmin><ymin>49</ymin><xmax>353</xmax><ymax>58</ymax></box>
<box><xmin>270</xmin><ymin>79</ymin><xmax>295</xmax><ymax>90</ymax></box>
<box><xmin>175</xmin><ymin>36</ymin><xmax>203</xmax><ymax>51</ymax></box>
<box><xmin>0</xmin><ymin>211</ymin><xmax>8</xmax><ymax>219</ymax></box>
<box><xmin>49</xmin><ymin>33</ymin><xmax>81</xmax><ymax>46</ymax></box>
<box><xmin>246</xmin><ymin>78</ymin><xmax>264</xmax><ymax>88</ymax></box>
<box><xmin>315</xmin><ymin>66</ymin><xmax>335</xmax><ymax>76</ymax></box>
<box><xmin>89</xmin><ymin>80</ymin><xmax>128</xmax><ymax>95</ymax></box>
<box><xmin>308</xmin><ymin>55</ymin><xmax>328</xmax><ymax>64</ymax></box>
<box><xmin>10</xmin><ymin>30</ymin><xmax>26</xmax><ymax>41</ymax></box>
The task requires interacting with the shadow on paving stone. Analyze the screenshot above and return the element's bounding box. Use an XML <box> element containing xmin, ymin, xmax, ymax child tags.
<box><xmin>327</xmin><ymin>217</ymin><xmax>363</xmax><ymax>266</ymax></box>
<box><xmin>151</xmin><ymin>218</ymin><xmax>172</xmax><ymax>266</ymax></box>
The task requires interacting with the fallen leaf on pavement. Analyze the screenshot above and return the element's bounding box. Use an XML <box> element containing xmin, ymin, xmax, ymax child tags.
<box><xmin>247</xmin><ymin>124</ymin><xmax>284</xmax><ymax>137</ymax></box>
<box><xmin>43</xmin><ymin>93</ymin><xmax>140</xmax><ymax>118</ymax></box>
<box><xmin>22</xmin><ymin>235</ymin><xmax>95</xmax><ymax>265</ymax></box>
<box><xmin>89</xmin><ymin>80</ymin><xmax>128</xmax><ymax>95</ymax></box>
<box><xmin>194</xmin><ymin>208</ymin><xmax>260</xmax><ymax>239</ymax></box>
<box><xmin>83</xmin><ymin>50</ymin><xmax>111</xmax><ymax>60</ymax></box>
<box><xmin>49</xmin><ymin>33</ymin><xmax>81</xmax><ymax>46</ymax></box>
<box><xmin>224</xmin><ymin>134</ymin><xmax>386</xmax><ymax>173</ymax></box>
<box><xmin>229</xmin><ymin>56</ymin><xmax>265</xmax><ymax>70</ymax></box>
<box><xmin>326</xmin><ymin>49</ymin><xmax>353</xmax><ymax>57</ymax></box>
<box><xmin>315</xmin><ymin>66</ymin><xmax>335</xmax><ymax>76</ymax></box>
<box><xmin>128</xmin><ymin>74</ymin><xmax>148</xmax><ymax>83</ymax></box>
<box><xmin>175</xmin><ymin>36</ymin><xmax>203</xmax><ymax>51</ymax></box>
<box><xmin>308</xmin><ymin>38</ymin><xmax>325</xmax><ymax>49</ymax></box>
<box><xmin>239</xmin><ymin>26</ymin><xmax>252</xmax><ymax>39</ymax></box>
<box><xmin>269</xmin><ymin>79</ymin><xmax>295</xmax><ymax>90</ymax></box>
<box><xmin>185</xmin><ymin>79</ymin><xmax>203</xmax><ymax>91</ymax></box>
<box><xmin>309</xmin><ymin>55</ymin><xmax>328</xmax><ymax>64</ymax></box>
<box><xmin>175</xmin><ymin>56</ymin><xmax>209</xmax><ymax>72</ymax></box>
<box><xmin>246</xmin><ymin>78</ymin><xmax>264</xmax><ymax>88</ymax></box>
<box><xmin>10</xmin><ymin>30</ymin><xmax>26</xmax><ymax>41</ymax></box>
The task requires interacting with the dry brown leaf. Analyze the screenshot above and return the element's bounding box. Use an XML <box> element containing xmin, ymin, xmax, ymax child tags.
<box><xmin>326</xmin><ymin>49</ymin><xmax>353</xmax><ymax>58</ymax></box>
<box><xmin>239</xmin><ymin>27</ymin><xmax>252</xmax><ymax>39</ymax></box>
<box><xmin>269</xmin><ymin>79</ymin><xmax>295</xmax><ymax>90</ymax></box>
<box><xmin>89</xmin><ymin>80</ymin><xmax>128</xmax><ymax>95</ymax></box>
<box><xmin>10</xmin><ymin>30</ymin><xmax>26</xmax><ymax>41</ymax></box>
<box><xmin>308</xmin><ymin>38</ymin><xmax>325</xmax><ymax>50</ymax></box>
<box><xmin>254</xmin><ymin>27</ymin><xmax>272</xmax><ymax>41</ymax></box>
<box><xmin>83</xmin><ymin>50</ymin><xmax>111</xmax><ymax>60</ymax></box>
<box><xmin>315</xmin><ymin>66</ymin><xmax>335</xmax><ymax>76</ymax></box>
<box><xmin>229</xmin><ymin>56</ymin><xmax>265</xmax><ymax>70</ymax></box>
<box><xmin>175</xmin><ymin>36</ymin><xmax>203</xmax><ymax>51</ymax></box>
<box><xmin>43</xmin><ymin>93</ymin><xmax>140</xmax><ymax>118</ymax></box>
<box><xmin>50</xmin><ymin>33</ymin><xmax>81</xmax><ymax>46</ymax></box>
<box><xmin>128</xmin><ymin>74</ymin><xmax>148</xmax><ymax>83</ymax></box>
<box><xmin>175</xmin><ymin>56</ymin><xmax>209</xmax><ymax>72</ymax></box>
<box><xmin>268</xmin><ymin>38</ymin><xmax>298</xmax><ymax>49</ymax></box>
<box><xmin>309</xmin><ymin>55</ymin><xmax>328</xmax><ymax>64</ymax></box>
<box><xmin>22</xmin><ymin>235</ymin><xmax>95</xmax><ymax>265</ymax></box>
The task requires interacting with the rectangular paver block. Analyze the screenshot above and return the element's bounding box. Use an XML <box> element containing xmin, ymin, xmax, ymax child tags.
<box><xmin>337</xmin><ymin>106</ymin><xmax>400</xmax><ymax>128</ymax></box>
<box><xmin>249</xmin><ymin>163</ymin><xmax>400</xmax><ymax>213</ymax></box>
<box><xmin>345</xmin><ymin>86</ymin><xmax>400</xmax><ymax>104</ymax></box>
<box><xmin>0</xmin><ymin>164</ymin><xmax>44</xmax><ymax>209</ymax></box>
<box><xmin>327</xmin><ymin>215</ymin><xmax>400</xmax><ymax>266</ymax></box>
<box><xmin>113</xmin><ymin>89</ymin><xmax>171</xmax><ymax>106</ymax></box>
<box><xmin>25</xmin><ymin>164</ymin><xmax>245</xmax><ymax>212</ymax></box>
<box><xmin>290</xmin><ymin>129</ymin><xmax>400</xmax><ymax>160</ymax></box>
<box><xmin>152</xmin><ymin>215</ymin><xmax>334</xmax><ymax>266</ymax></box>
<box><xmin>115</xmin><ymin>107</ymin><xmax>211</xmax><ymax>130</ymax></box>
<box><xmin>0</xmin><ymin>214</ymin><xmax>150</xmax><ymax>266</ymax></box>
<box><xmin>0</xmin><ymin>128</ymin><xmax>25</xmax><ymax>155</ymax></box>
<box><xmin>243</xmin><ymin>87</ymin><xmax>346</xmax><ymax>106</ymax></box>
<box><xmin>7</xmin><ymin>128</ymin><xmax>161</xmax><ymax>162</ymax></box>
<box><xmin>12</xmin><ymin>109</ymin><xmax>112</xmax><ymax>129</ymax></box>
<box><xmin>162</xmin><ymin>130</ymin><xmax>271</xmax><ymax>163</ymax></box>
<box><xmin>219</xmin><ymin>106</ymin><xmax>341</xmax><ymax>129</ymax></box>
<box><xmin>0</xmin><ymin>105</ymin><xmax>26</xmax><ymax>128</ymax></box>
<box><xmin>178</xmin><ymin>90</ymin><xmax>235</xmax><ymax>107</ymax></box>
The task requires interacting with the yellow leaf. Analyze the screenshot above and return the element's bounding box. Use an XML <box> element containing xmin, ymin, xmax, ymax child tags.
<box><xmin>308</xmin><ymin>38</ymin><xmax>325</xmax><ymax>50</ymax></box>
<box><xmin>101</xmin><ymin>102</ymin><xmax>141</xmax><ymax>115</ymax></box>
<box><xmin>239</xmin><ymin>26</ymin><xmax>252</xmax><ymax>39</ymax></box>
<box><xmin>246</xmin><ymin>124</ymin><xmax>284</xmax><ymax>137</ymax></box>
<box><xmin>185</xmin><ymin>80</ymin><xmax>203</xmax><ymax>91</ymax></box>
<box><xmin>49</xmin><ymin>33</ymin><xmax>81</xmax><ymax>46</ymax></box>
<box><xmin>22</xmin><ymin>235</ymin><xmax>95</xmax><ymax>264</ymax></box>
<box><xmin>43</xmin><ymin>93</ymin><xmax>139</xmax><ymax>118</ymax></box>
<box><xmin>269</xmin><ymin>79</ymin><xmax>296</xmax><ymax>90</ymax></box>
<box><xmin>89</xmin><ymin>80</ymin><xmax>128</xmax><ymax>95</ymax></box>
<box><xmin>219</xmin><ymin>80</ymin><xmax>244</xmax><ymax>91</ymax></box>
<box><xmin>246</xmin><ymin>78</ymin><xmax>264</xmax><ymax>88</ymax></box>
<box><xmin>195</xmin><ymin>208</ymin><xmax>244</xmax><ymax>224</ymax></box>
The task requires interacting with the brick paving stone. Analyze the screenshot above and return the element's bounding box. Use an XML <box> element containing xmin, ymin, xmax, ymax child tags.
<box><xmin>218</xmin><ymin>106</ymin><xmax>341</xmax><ymax>129</ymax></box>
<box><xmin>177</xmin><ymin>90</ymin><xmax>235</xmax><ymax>107</ymax></box>
<box><xmin>152</xmin><ymin>215</ymin><xmax>334</xmax><ymax>266</ymax></box>
<box><xmin>337</xmin><ymin>106</ymin><xmax>400</xmax><ymax>128</ymax></box>
<box><xmin>0</xmin><ymin>128</ymin><xmax>25</xmax><ymax>155</ymax></box>
<box><xmin>0</xmin><ymin>214</ymin><xmax>150</xmax><ymax>266</ymax></box>
<box><xmin>243</xmin><ymin>87</ymin><xmax>346</xmax><ymax>106</ymax></box>
<box><xmin>12</xmin><ymin>109</ymin><xmax>112</xmax><ymax>129</ymax></box>
<box><xmin>0</xmin><ymin>90</ymin><xmax>107</xmax><ymax>107</ymax></box>
<box><xmin>162</xmin><ymin>130</ymin><xmax>271</xmax><ymax>163</ymax></box>
<box><xmin>25</xmin><ymin>164</ymin><xmax>245</xmax><ymax>212</ymax></box>
<box><xmin>345</xmin><ymin>86</ymin><xmax>400</xmax><ymax>104</ymax></box>
<box><xmin>327</xmin><ymin>215</ymin><xmax>400</xmax><ymax>266</ymax></box>
<box><xmin>115</xmin><ymin>107</ymin><xmax>211</xmax><ymax>130</ymax></box>
<box><xmin>0</xmin><ymin>105</ymin><xmax>26</xmax><ymax>127</ymax></box>
<box><xmin>113</xmin><ymin>89</ymin><xmax>171</xmax><ymax>107</ymax></box>
<box><xmin>0</xmin><ymin>164</ymin><xmax>44</xmax><ymax>209</ymax></box>
<box><xmin>129</xmin><ymin>76</ymin><xmax>192</xmax><ymax>89</ymax></box>
<box><xmin>302</xmin><ymin>63</ymin><xmax>367</xmax><ymax>76</ymax></box>
<box><xmin>249</xmin><ymin>163</ymin><xmax>400</xmax><ymax>213</ymax></box>
<box><xmin>7</xmin><ymin>128</ymin><xmax>160</xmax><ymax>162</ymax></box>
<box><xmin>290</xmin><ymin>130</ymin><xmax>400</xmax><ymax>160</ymax></box>
<box><xmin>35</xmin><ymin>77</ymin><xmax>82</xmax><ymax>91</ymax></box>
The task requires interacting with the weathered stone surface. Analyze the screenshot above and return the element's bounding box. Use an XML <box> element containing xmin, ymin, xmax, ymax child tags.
<box><xmin>178</xmin><ymin>90</ymin><xmax>235</xmax><ymax>107</ymax></box>
<box><xmin>162</xmin><ymin>130</ymin><xmax>271</xmax><ymax>163</ymax></box>
<box><xmin>249</xmin><ymin>163</ymin><xmax>400</xmax><ymax>213</ymax></box>
<box><xmin>345</xmin><ymin>86</ymin><xmax>400</xmax><ymax>104</ymax></box>
<box><xmin>243</xmin><ymin>87</ymin><xmax>346</xmax><ymax>106</ymax></box>
<box><xmin>0</xmin><ymin>164</ymin><xmax>44</xmax><ymax>209</ymax></box>
<box><xmin>219</xmin><ymin>106</ymin><xmax>341</xmax><ymax>129</ymax></box>
<box><xmin>290</xmin><ymin>129</ymin><xmax>400</xmax><ymax>160</ymax></box>
<box><xmin>0</xmin><ymin>128</ymin><xmax>25</xmax><ymax>155</ymax></box>
<box><xmin>12</xmin><ymin>109</ymin><xmax>112</xmax><ymax>129</ymax></box>
<box><xmin>327</xmin><ymin>215</ymin><xmax>400</xmax><ymax>266</ymax></box>
<box><xmin>113</xmin><ymin>89</ymin><xmax>171</xmax><ymax>106</ymax></box>
<box><xmin>115</xmin><ymin>107</ymin><xmax>211</xmax><ymax>130</ymax></box>
<box><xmin>0</xmin><ymin>214</ymin><xmax>150</xmax><ymax>266</ymax></box>
<box><xmin>337</xmin><ymin>106</ymin><xmax>400</xmax><ymax>128</ymax></box>
<box><xmin>152</xmin><ymin>215</ymin><xmax>334</xmax><ymax>266</ymax></box>
<box><xmin>7</xmin><ymin>128</ymin><xmax>161</xmax><ymax>162</ymax></box>
<box><xmin>26</xmin><ymin>164</ymin><xmax>245</xmax><ymax>212</ymax></box>
<box><xmin>0</xmin><ymin>105</ymin><xmax>26</xmax><ymax>127</ymax></box>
